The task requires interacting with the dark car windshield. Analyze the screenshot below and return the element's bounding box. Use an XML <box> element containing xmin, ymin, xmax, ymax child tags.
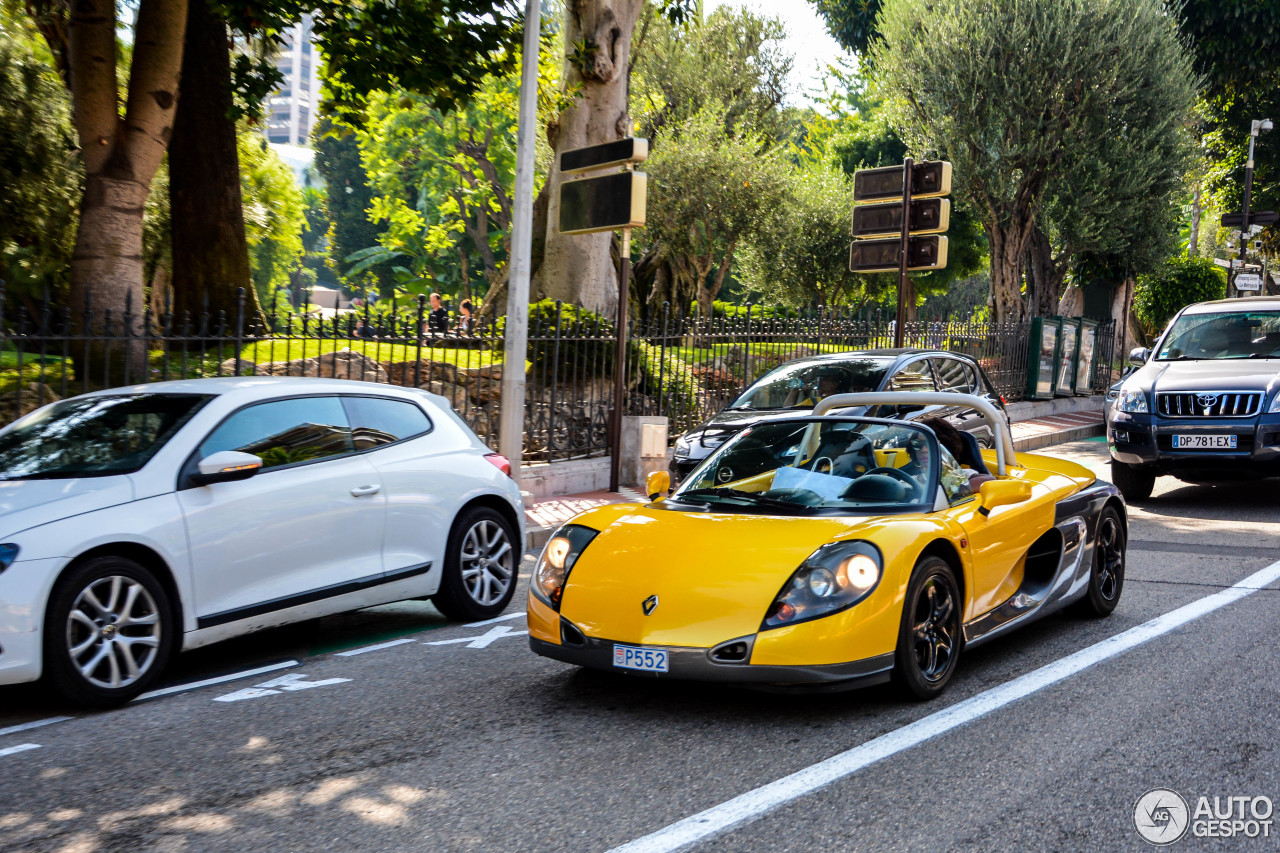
<box><xmin>0</xmin><ymin>393</ymin><xmax>213</xmax><ymax>480</ymax></box>
<box><xmin>728</xmin><ymin>357</ymin><xmax>894</xmax><ymax>411</ymax></box>
<box><xmin>670</xmin><ymin>419</ymin><xmax>939</xmax><ymax>516</ymax></box>
<box><xmin>1156</xmin><ymin>311</ymin><xmax>1280</xmax><ymax>360</ymax></box>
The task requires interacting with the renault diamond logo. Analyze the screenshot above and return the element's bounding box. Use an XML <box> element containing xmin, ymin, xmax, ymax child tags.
<box><xmin>642</xmin><ymin>595</ymin><xmax>659</xmax><ymax>616</ymax></box>
<box><xmin>1196</xmin><ymin>393</ymin><xmax>1218</xmax><ymax>410</ymax></box>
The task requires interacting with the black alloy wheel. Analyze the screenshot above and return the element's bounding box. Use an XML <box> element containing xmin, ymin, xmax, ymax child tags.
<box><xmin>1073</xmin><ymin>506</ymin><xmax>1126</xmax><ymax>617</ymax></box>
<box><xmin>894</xmin><ymin>556</ymin><xmax>962</xmax><ymax>700</ymax></box>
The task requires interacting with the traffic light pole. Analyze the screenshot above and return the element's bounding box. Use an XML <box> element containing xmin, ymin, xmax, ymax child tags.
<box><xmin>894</xmin><ymin>158</ymin><xmax>913</xmax><ymax>347</ymax></box>
<box><xmin>609</xmin><ymin>226</ymin><xmax>632</xmax><ymax>493</ymax></box>
<box><xmin>1237</xmin><ymin>133</ymin><xmax>1257</xmax><ymax>297</ymax></box>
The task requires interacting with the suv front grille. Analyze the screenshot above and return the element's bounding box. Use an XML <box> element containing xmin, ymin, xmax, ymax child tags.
<box><xmin>1157</xmin><ymin>392</ymin><xmax>1262</xmax><ymax>418</ymax></box>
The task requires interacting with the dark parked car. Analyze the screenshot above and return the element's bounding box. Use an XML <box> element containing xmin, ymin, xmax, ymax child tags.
<box><xmin>670</xmin><ymin>348</ymin><xmax>1009</xmax><ymax>486</ymax></box>
<box><xmin>1107</xmin><ymin>296</ymin><xmax>1280</xmax><ymax>500</ymax></box>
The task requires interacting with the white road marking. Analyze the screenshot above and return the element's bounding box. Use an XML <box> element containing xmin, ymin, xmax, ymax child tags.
<box><xmin>464</xmin><ymin>612</ymin><xmax>525</xmax><ymax>628</ymax></box>
<box><xmin>608</xmin><ymin>559</ymin><xmax>1280</xmax><ymax>853</ymax></box>
<box><xmin>425</xmin><ymin>625</ymin><xmax>528</xmax><ymax>649</ymax></box>
<box><xmin>336</xmin><ymin>638</ymin><xmax>416</xmax><ymax>657</ymax></box>
<box><xmin>214</xmin><ymin>672</ymin><xmax>352</xmax><ymax>703</ymax></box>
<box><xmin>0</xmin><ymin>743</ymin><xmax>41</xmax><ymax>758</ymax></box>
<box><xmin>0</xmin><ymin>717</ymin><xmax>72</xmax><ymax>738</ymax></box>
<box><xmin>133</xmin><ymin>660</ymin><xmax>299</xmax><ymax>702</ymax></box>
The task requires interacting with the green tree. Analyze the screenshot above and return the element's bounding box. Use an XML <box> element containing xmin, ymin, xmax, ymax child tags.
<box><xmin>0</xmin><ymin>22</ymin><xmax>80</xmax><ymax>300</ymax></box>
<box><xmin>808</xmin><ymin>0</ymin><xmax>884</xmax><ymax>57</ymax></box>
<box><xmin>313</xmin><ymin>118</ymin><xmax>394</xmax><ymax>298</ymax></box>
<box><xmin>238</xmin><ymin>129</ymin><xmax>306</xmax><ymax>311</ymax></box>
<box><xmin>872</xmin><ymin>0</ymin><xmax>1198</xmax><ymax>321</ymax></box>
<box><xmin>1133</xmin><ymin>256</ymin><xmax>1227</xmax><ymax>341</ymax></box>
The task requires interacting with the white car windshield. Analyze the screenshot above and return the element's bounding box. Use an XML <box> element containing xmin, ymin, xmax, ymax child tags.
<box><xmin>0</xmin><ymin>394</ymin><xmax>213</xmax><ymax>479</ymax></box>
<box><xmin>1156</xmin><ymin>311</ymin><xmax>1280</xmax><ymax>360</ymax></box>
<box><xmin>728</xmin><ymin>358</ymin><xmax>894</xmax><ymax>411</ymax></box>
<box><xmin>671</xmin><ymin>419</ymin><xmax>938</xmax><ymax>515</ymax></box>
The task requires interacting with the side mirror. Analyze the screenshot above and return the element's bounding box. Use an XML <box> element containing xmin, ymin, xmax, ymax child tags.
<box><xmin>646</xmin><ymin>470</ymin><xmax>670</xmax><ymax>502</ymax></box>
<box><xmin>1129</xmin><ymin>347</ymin><xmax>1149</xmax><ymax>366</ymax></box>
<box><xmin>194</xmin><ymin>450</ymin><xmax>263</xmax><ymax>485</ymax></box>
<box><xmin>977</xmin><ymin>479</ymin><xmax>1032</xmax><ymax>517</ymax></box>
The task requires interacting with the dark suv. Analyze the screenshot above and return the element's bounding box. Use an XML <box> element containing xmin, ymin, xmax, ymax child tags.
<box><xmin>670</xmin><ymin>348</ymin><xmax>1008</xmax><ymax>485</ymax></box>
<box><xmin>1107</xmin><ymin>296</ymin><xmax>1280</xmax><ymax>500</ymax></box>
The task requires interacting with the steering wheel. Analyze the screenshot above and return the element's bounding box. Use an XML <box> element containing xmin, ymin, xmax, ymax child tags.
<box><xmin>863</xmin><ymin>466</ymin><xmax>923</xmax><ymax>501</ymax></box>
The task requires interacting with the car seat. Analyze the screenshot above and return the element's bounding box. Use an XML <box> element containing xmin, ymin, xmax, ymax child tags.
<box><xmin>956</xmin><ymin>430</ymin><xmax>990</xmax><ymax>475</ymax></box>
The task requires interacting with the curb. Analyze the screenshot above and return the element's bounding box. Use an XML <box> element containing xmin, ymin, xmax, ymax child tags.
<box><xmin>1012</xmin><ymin>421</ymin><xmax>1105</xmax><ymax>452</ymax></box>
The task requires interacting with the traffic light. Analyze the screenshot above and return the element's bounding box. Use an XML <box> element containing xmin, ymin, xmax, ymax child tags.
<box><xmin>853</xmin><ymin>161</ymin><xmax>952</xmax><ymax>202</ymax></box>
<box><xmin>849</xmin><ymin>236</ymin><xmax>949</xmax><ymax>273</ymax></box>
<box><xmin>852</xmin><ymin>198</ymin><xmax>950</xmax><ymax>239</ymax></box>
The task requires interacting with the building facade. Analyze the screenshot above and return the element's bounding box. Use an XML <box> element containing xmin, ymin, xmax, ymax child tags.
<box><xmin>265</xmin><ymin>14</ymin><xmax>320</xmax><ymax>146</ymax></box>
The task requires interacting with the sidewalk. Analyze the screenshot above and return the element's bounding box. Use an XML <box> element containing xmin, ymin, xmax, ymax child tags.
<box><xmin>521</xmin><ymin>406</ymin><xmax>1106</xmax><ymax>550</ymax></box>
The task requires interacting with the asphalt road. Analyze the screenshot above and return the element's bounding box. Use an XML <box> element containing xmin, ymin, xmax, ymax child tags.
<box><xmin>2</xmin><ymin>437</ymin><xmax>1279</xmax><ymax>852</ymax></box>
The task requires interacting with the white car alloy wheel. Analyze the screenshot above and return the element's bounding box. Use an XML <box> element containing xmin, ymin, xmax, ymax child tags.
<box><xmin>460</xmin><ymin>519</ymin><xmax>515</xmax><ymax>607</ymax></box>
<box><xmin>66</xmin><ymin>575</ymin><xmax>163</xmax><ymax>690</ymax></box>
<box><xmin>432</xmin><ymin>507</ymin><xmax>519</xmax><ymax>621</ymax></box>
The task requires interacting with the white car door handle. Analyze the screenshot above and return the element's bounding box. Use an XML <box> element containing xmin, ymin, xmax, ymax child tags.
<box><xmin>350</xmin><ymin>485</ymin><xmax>381</xmax><ymax>497</ymax></box>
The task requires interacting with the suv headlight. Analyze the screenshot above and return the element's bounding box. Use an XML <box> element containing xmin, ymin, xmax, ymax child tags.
<box><xmin>1269</xmin><ymin>394</ymin><xmax>1280</xmax><ymax>414</ymax></box>
<box><xmin>762</xmin><ymin>541</ymin><xmax>882</xmax><ymax>630</ymax></box>
<box><xmin>532</xmin><ymin>524</ymin><xmax>598</xmax><ymax>610</ymax></box>
<box><xmin>1118</xmin><ymin>389</ymin><xmax>1148</xmax><ymax>414</ymax></box>
<box><xmin>674</xmin><ymin>435</ymin><xmax>692</xmax><ymax>459</ymax></box>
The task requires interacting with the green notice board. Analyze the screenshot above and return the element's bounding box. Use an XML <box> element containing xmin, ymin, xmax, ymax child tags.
<box><xmin>1026</xmin><ymin>317</ymin><xmax>1061</xmax><ymax>400</ymax></box>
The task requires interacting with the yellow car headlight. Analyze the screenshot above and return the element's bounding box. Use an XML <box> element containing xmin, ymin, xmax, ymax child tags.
<box><xmin>533</xmin><ymin>524</ymin><xmax>598</xmax><ymax>611</ymax></box>
<box><xmin>763</xmin><ymin>541</ymin><xmax>882</xmax><ymax>630</ymax></box>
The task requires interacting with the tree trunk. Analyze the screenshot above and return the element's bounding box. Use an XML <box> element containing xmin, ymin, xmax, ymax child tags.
<box><xmin>66</xmin><ymin>0</ymin><xmax>188</xmax><ymax>379</ymax></box>
<box><xmin>1188</xmin><ymin>179</ymin><xmax>1202</xmax><ymax>258</ymax></box>
<box><xmin>1026</xmin><ymin>227</ymin><xmax>1064</xmax><ymax>318</ymax></box>
<box><xmin>169</xmin><ymin>0</ymin><xmax>261</xmax><ymax>329</ymax></box>
<box><xmin>984</xmin><ymin>213</ymin><xmax>1034</xmax><ymax>322</ymax></box>
<box><xmin>535</xmin><ymin>0</ymin><xmax>643</xmax><ymax>316</ymax></box>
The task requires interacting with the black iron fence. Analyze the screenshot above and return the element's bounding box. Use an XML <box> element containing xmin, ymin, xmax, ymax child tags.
<box><xmin>0</xmin><ymin>287</ymin><xmax>1117</xmax><ymax>462</ymax></box>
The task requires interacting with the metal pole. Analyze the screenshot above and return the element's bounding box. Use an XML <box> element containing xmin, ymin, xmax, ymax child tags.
<box><xmin>609</xmin><ymin>227</ymin><xmax>632</xmax><ymax>493</ymax></box>
<box><xmin>499</xmin><ymin>0</ymin><xmax>541</xmax><ymax>481</ymax></box>
<box><xmin>894</xmin><ymin>157</ymin><xmax>914</xmax><ymax>347</ymax></box>
<box><xmin>1238</xmin><ymin>129</ymin><xmax>1257</xmax><ymax>297</ymax></box>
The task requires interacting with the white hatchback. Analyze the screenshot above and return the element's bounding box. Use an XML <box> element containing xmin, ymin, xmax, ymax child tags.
<box><xmin>0</xmin><ymin>377</ymin><xmax>525</xmax><ymax>706</ymax></box>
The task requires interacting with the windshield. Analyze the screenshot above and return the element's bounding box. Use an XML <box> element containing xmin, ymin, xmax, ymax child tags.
<box><xmin>1156</xmin><ymin>311</ymin><xmax>1280</xmax><ymax>360</ymax></box>
<box><xmin>670</xmin><ymin>419</ymin><xmax>938</xmax><ymax>515</ymax></box>
<box><xmin>728</xmin><ymin>357</ymin><xmax>893</xmax><ymax>411</ymax></box>
<box><xmin>0</xmin><ymin>394</ymin><xmax>213</xmax><ymax>480</ymax></box>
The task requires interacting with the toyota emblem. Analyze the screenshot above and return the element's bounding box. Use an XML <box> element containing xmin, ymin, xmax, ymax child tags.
<box><xmin>1196</xmin><ymin>393</ymin><xmax>1218</xmax><ymax>410</ymax></box>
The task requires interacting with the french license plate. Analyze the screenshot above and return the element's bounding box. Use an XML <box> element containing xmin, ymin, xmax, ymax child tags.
<box><xmin>613</xmin><ymin>644</ymin><xmax>669</xmax><ymax>673</ymax></box>
<box><xmin>1172</xmin><ymin>434</ymin><xmax>1237</xmax><ymax>449</ymax></box>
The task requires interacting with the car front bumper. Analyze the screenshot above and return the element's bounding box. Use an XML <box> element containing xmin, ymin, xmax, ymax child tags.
<box><xmin>530</xmin><ymin>635</ymin><xmax>894</xmax><ymax>691</ymax></box>
<box><xmin>1108</xmin><ymin>411</ymin><xmax>1280</xmax><ymax>477</ymax></box>
<box><xmin>0</xmin><ymin>558</ymin><xmax>63</xmax><ymax>685</ymax></box>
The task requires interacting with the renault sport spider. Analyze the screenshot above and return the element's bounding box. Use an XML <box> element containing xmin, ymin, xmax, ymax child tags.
<box><xmin>528</xmin><ymin>392</ymin><xmax>1126</xmax><ymax>698</ymax></box>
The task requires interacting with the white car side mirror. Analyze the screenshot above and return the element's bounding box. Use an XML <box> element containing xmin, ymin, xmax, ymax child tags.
<box><xmin>195</xmin><ymin>451</ymin><xmax>263</xmax><ymax>485</ymax></box>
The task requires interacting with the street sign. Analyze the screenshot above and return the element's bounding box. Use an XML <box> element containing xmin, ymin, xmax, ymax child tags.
<box><xmin>1221</xmin><ymin>210</ymin><xmax>1279</xmax><ymax>227</ymax></box>
<box><xmin>1234</xmin><ymin>273</ymin><xmax>1263</xmax><ymax>291</ymax></box>
<box><xmin>849</xmin><ymin>236</ymin><xmax>949</xmax><ymax>273</ymax></box>
<box><xmin>851</xmin><ymin>198</ymin><xmax>951</xmax><ymax>239</ymax></box>
<box><xmin>853</xmin><ymin>161</ymin><xmax>952</xmax><ymax>202</ymax></box>
<box><xmin>558</xmin><ymin>171</ymin><xmax>647</xmax><ymax>235</ymax></box>
<box><xmin>560</xmin><ymin>138</ymin><xmax>649</xmax><ymax>175</ymax></box>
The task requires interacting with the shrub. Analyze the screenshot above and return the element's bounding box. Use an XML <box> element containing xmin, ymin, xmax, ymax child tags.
<box><xmin>1133</xmin><ymin>257</ymin><xmax>1226</xmax><ymax>339</ymax></box>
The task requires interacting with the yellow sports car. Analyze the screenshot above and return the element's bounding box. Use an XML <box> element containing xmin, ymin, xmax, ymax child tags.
<box><xmin>527</xmin><ymin>393</ymin><xmax>1126</xmax><ymax>698</ymax></box>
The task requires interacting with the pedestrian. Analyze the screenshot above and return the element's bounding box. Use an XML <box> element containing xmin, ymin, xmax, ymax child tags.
<box><xmin>457</xmin><ymin>299</ymin><xmax>475</xmax><ymax>336</ymax></box>
<box><xmin>354</xmin><ymin>317</ymin><xmax>375</xmax><ymax>340</ymax></box>
<box><xmin>427</xmin><ymin>292</ymin><xmax>449</xmax><ymax>334</ymax></box>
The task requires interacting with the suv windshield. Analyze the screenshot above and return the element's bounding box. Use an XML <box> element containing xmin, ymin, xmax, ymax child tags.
<box><xmin>729</xmin><ymin>357</ymin><xmax>894</xmax><ymax>411</ymax></box>
<box><xmin>0</xmin><ymin>394</ymin><xmax>213</xmax><ymax>480</ymax></box>
<box><xmin>671</xmin><ymin>419</ymin><xmax>937</xmax><ymax>515</ymax></box>
<box><xmin>1156</xmin><ymin>311</ymin><xmax>1280</xmax><ymax>360</ymax></box>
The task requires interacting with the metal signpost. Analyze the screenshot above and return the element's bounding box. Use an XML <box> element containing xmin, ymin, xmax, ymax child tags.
<box><xmin>555</xmin><ymin>138</ymin><xmax>649</xmax><ymax>492</ymax></box>
<box><xmin>1221</xmin><ymin>118</ymin><xmax>1273</xmax><ymax>297</ymax></box>
<box><xmin>849</xmin><ymin>160</ymin><xmax>952</xmax><ymax>347</ymax></box>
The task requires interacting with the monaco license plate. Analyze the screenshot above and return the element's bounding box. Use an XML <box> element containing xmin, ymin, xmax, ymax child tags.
<box><xmin>613</xmin><ymin>645</ymin><xmax>669</xmax><ymax>673</ymax></box>
<box><xmin>1172</xmin><ymin>434</ymin><xmax>1237</xmax><ymax>450</ymax></box>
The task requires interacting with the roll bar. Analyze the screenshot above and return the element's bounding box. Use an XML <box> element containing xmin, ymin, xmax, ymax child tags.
<box><xmin>812</xmin><ymin>392</ymin><xmax>1015</xmax><ymax>476</ymax></box>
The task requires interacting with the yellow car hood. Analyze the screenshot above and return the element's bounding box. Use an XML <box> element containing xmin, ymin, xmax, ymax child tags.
<box><xmin>559</xmin><ymin>504</ymin><xmax>871</xmax><ymax>648</ymax></box>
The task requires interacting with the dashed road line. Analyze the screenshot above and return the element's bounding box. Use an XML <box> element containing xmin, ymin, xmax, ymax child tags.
<box><xmin>464</xmin><ymin>612</ymin><xmax>525</xmax><ymax>628</ymax></box>
<box><xmin>0</xmin><ymin>717</ymin><xmax>72</xmax><ymax>738</ymax></box>
<box><xmin>133</xmin><ymin>660</ymin><xmax>300</xmax><ymax>702</ymax></box>
<box><xmin>0</xmin><ymin>743</ymin><xmax>41</xmax><ymax>758</ymax></box>
<box><xmin>336</xmin><ymin>638</ymin><xmax>417</xmax><ymax>657</ymax></box>
<box><xmin>608</xmin><ymin>558</ymin><xmax>1280</xmax><ymax>853</ymax></box>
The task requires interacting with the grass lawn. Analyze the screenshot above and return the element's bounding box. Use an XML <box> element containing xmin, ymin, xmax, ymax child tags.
<box><xmin>239</xmin><ymin>339</ymin><xmax>502</xmax><ymax>368</ymax></box>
